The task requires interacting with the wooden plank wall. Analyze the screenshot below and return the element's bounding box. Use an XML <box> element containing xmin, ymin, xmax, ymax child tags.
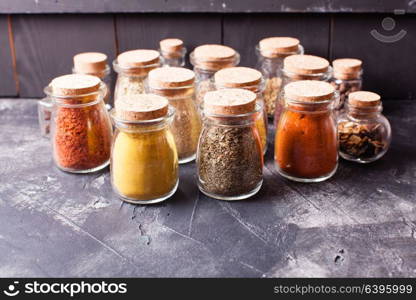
<box><xmin>1</xmin><ymin>13</ymin><xmax>415</xmax><ymax>99</ymax></box>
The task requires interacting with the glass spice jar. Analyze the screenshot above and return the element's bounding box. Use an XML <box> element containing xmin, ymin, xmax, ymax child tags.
<box><xmin>159</xmin><ymin>38</ymin><xmax>186</xmax><ymax>67</ymax></box>
<box><xmin>72</xmin><ymin>52</ymin><xmax>112</xmax><ymax>110</ymax></box>
<box><xmin>190</xmin><ymin>44</ymin><xmax>240</xmax><ymax>106</ymax></box>
<box><xmin>111</xmin><ymin>94</ymin><xmax>179</xmax><ymax>204</ymax></box>
<box><xmin>38</xmin><ymin>97</ymin><xmax>53</xmax><ymax>137</ymax></box>
<box><xmin>214</xmin><ymin>67</ymin><xmax>268</xmax><ymax>155</ymax></box>
<box><xmin>255</xmin><ymin>37</ymin><xmax>304</xmax><ymax>118</ymax></box>
<box><xmin>113</xmin><ymin>49</ymin><xmax>161</xmax><ymax>107</ymax></box>
<box><xmin>274</xmin><ymin>54</ymin><xmax>332</xmax><ymax>127</ymax></box>
<box><xmin>338</xmin><ymin>91</ymin><xmax>391</xmax><ymax>163</ymax></box>
<box><xmin>47</xmin><ymin>74</ymin><xmax>113</xmax><ymax>173</ymax></box>
<box><xmin>147</xmin><ymin>67</ymin><xmax>202</xmax><ymax>164</ymax></box>
<box><xmin>197</xmin><ymin>88</ymin><xmax>263</xmax><ymax>200</ymax></box>
<box><xmin>331</xmin><ymin>58</ymin><xmax>363</xmax><ymax>112</ymax></box>
<box><xmin>275</xmin><ymin>80</ymin><xmax>338</xmax><ymax>182</ymax></box>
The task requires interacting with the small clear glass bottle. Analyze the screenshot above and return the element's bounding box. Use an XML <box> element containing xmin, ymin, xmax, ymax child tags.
<box><xmin>38</xmin><ymin>97</ymin><xmax>53</xmax><ymax>137</ymax></box>
<box><xmin>275</xmin><ymin>81</ymin><xmax>338</xmax><ymax>182</ymax></box>
<box><xmin>159</xmin><ymin>38</ymin><xmax>186</xmax><ymax>67</ymax></box>
<box><xmin>111</xmin><ymin>94</ymin><xmax>179</xmax><ymax>204</ymax></box>
<box><xmin>214</xmin><ymin>66</ymin><xmax>268</xmax><ymax>155</ymax></box>
<box><xmin>47</xmin><ymin>74</ymin><xmax>113</xmax><ymax>173</ymax></box>
<box><xmin>338</xmin><ymin>91</ymin><xmax>391</xmax><ymax>163</ymax></box>
<box><xmin>190</xmin><ymin>44</ymin><xmax>240</xmax><ymax>106</ymax></box>
<box><xmin>255</xmin><ymin>37</ymin><xmax>304</xmax><ymax>118</ymax></box>
<box><xmin>113</xmin><ymin>49</ymin><xmax>161</xmax><ymax>107</ymax></box>
<box><xmin>331</xmin><ymin>58</ymin><xmax>363</xmax><ymax>112</ymax></box>
<box><xmin>274</xmin><ymin>54</ymin><xmax>332</xmax><ymax>126</ymax></box>
<box><xmin>147</xmin><ymin>67</ymin><xmax>201</xmax><ymax>164</ymax></box>
<box><xmin>197</xmin><ymin>89</ymin><xmax>263</xmax><ymax>200</ymax></box>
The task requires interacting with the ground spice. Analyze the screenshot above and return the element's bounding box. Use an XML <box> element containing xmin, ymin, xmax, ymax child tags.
<box><xmin>275</xmin><ymin>81</ymin><xmax>338</xmax><ymax>181</ymax></box>
<box><xmin>50</xmin><ymin>74</ymin><xmax>112</xmax><ymax>172</ymax></box>
<box><xmin>197</xmin><ymin>89</ymin><xmax>263</xmax><ymax>199</ymax></box>
<box><xmin>111</xmin><ymin>94</ymin><xmax>178</xmax><ymax>203</ymax></box>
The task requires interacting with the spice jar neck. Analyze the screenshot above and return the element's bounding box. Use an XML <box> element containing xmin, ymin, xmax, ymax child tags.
<box><xmin>112</xmin><ymin>59</ymin><xmax>160</xmax><ymax>77</ymax></box>
<box><xmin>147</xmin><ymin>85</ymin><xmax>195</xmax><ymax>99</ymax></box>
<box><xmin>44</xmin><ymin>84</ymin><xmax>107</xmax><ymax>107</ymax></box>
<box><xmin>203</xmin><ymin>102</ymin><xmax>262</xmax><ymax>127</ymax></box>
<box><xmin>255</xmin><ymin>44</ymin><xmax>304</xmax><ymax>60</ymax></box>
<box><xmin>190</xmin><ymin>52</ymin><xmax>240</xmax><ymax>72</ymax></box>
<box><xmin>214</xmin><ymin>80</ymin><xmax>265</xmax><ymax>95</ymax></box>
<box><xmin>346</xmin><ymin>104</ymin><xmax>382</xmax><ymax>120</ymax></box>
<box><xmin>72</xmin><ymin>65</ymin><xmax>110</xmax><ymax>79</ymax></box>
<box><xmin>283</xmin><ymin>66</ymin><xmax>333</xmax><ymax>81</ymax></box>
<box><xmin>285</xmin><ymin>99</ymin><xmax>335</xmax><ymax>113</ymax></box>
<box><xmin>333</xmin><ymin>70</ymin><xmax>363</xmax><ymax>81</ymax></box>
<box><xmin>160</xmin><ymin>47</ymin><xmax>187</xmax><ymax>59</ymax></box>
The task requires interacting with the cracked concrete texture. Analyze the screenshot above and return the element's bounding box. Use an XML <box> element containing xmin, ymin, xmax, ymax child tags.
<box><xmin>0</xmin><ymin>99</ymin><xmax>415</xmax><ymax>277</ymax></box>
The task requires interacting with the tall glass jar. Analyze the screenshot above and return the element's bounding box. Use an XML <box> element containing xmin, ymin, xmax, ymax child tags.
<box><xmin>147</xmin><ymin>67</ymin><xmax>201</xmax><ymax>164</ymax></box>
<box><xmin>190</xmin><ymin>44</ymin><xmax>240</xmax><ymax>106</ymax></box>
<box><xmin>338</xmin><ymin>91</ymin><xmax>391</xmax><ymax>163</ymax></box>
<box><xmin>111</xmin><ymin>94</ymin><xmax>178</xmax><ymax>204</ymax></box>
<box><xmin>72</xmin><ymin>52</ymin><xmax>112</xmax><ymax>110</ymax></box>
<box><xmin>47</xmin><ymin>74</ymin><xmax>113</xmax><ymax>173</ymax></box>
<box><xmin>275</xmin><ymin>81</ymin><xmax>338</xmax><ymax>182</ymax></box>
<box><xmin>113</xmin><ymin>49</ymin><xmax>161</xmax><ymax>107</ymax></box>
<box><xmin>255</xmin><ymin>37</ymin><xmax>304</xmax><ymax>118</ymax></box>
<box><xmin>197</xmin><ymin>89</ymin><xmax>263</xmax><ymax>200</ymax></box>
<box><xmin>274</xmin><ymin>54</ymin><xmax>332</xmax><ymax>126</ymax></box>
<box><xmin>159</xmin><ymin>38</ymin><xmax>186</xmax><ymax>67</ymax></box>
<box><xmin>331</xmin><ymin>58</ymin><xmax>363</xmax><ymax>112</ymax></box>
<box><xmin>214</xmin><ymin>66</ymin><xmax>268</xmax><ymax>155</ymax></box>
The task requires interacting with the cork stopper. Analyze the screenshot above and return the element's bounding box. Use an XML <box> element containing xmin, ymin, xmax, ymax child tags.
<box><xmin>148</xmin><ymin>67</ymin><xmax>195</xmax><ymax>89</ymax></box>
<box><xmin>50</xmin><ymin>74</ymin><xmax>101</xmax><ymax>96</ymax></box>
<box><xmin>259</xmin><ymin>37</ymin><xmax>300</xmax><ymax>58</ymax></box>
<box><xmin>160</xmin><ymin>38</ymin><xmax>184</xmax><ymax>54</ymax></box>
<box><xmin>284</xmin><ymin>54</ymin><xmax>329</xmax><ymax>75</ymax></box>
<box><xmin>348</xmin><ymin>91</ymin><xmax>381</xmax><ymax>108</ymax></box>
<box><xmin>333</xmin><ymin>58</ymin><xmax>362</xmax><ymax>80</ymax></box>
<box><xmin>204</xmin><ymin>88</ymin><xmax>257</xmax><ymax>115</ymax></box>
<box><xmin>73</xmin><ymin>52</ymin><xmax>107</xmax><ymax>74</ymax></box>
<box><xmin>115</xmin><ymin>94</ymin><xmax>169</xmax><ymax>121</ymax></box>
<box><xmin>192</xmin><ymin>44</ymin><xmax>238</xmax><ymax>70</ymax></box>
<box><xmin>214</xmin><ymin>67</ymin><xmax>262</xmax><ymax>89</ymax></box>
<box><xmin>117</xmin><ymin>49</ymin><xmax>160</xmax><ymax>68</ymax></box>
<box><xmin>284</xmin><ymin>80</ymin><xmax>335</xmax><ymax>102</ymax></box>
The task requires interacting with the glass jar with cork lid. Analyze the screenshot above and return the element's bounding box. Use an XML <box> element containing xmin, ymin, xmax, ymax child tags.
<box><xmin>274</xmin><ymin>54</ymin><xmax>332</xmax><ymax>126</ymax></box>
<box><xmin>275</xmin><ymin>80</ymin><xmax>338</xmax><ymax>182</ymax></box>
<box><xmin>113</xmin><ymin>49</ymin><xmax>161</xmax><ymax>106</ymax></box>
<box><xmin>111</xmin><ymin>94</ymin><xmax>178</xmax><ymax>204</ymax></box>
<box><xmin>331</xmin><ymin>58</ymin><xmax>363</xmax><ymax>112</ymax></box>
<box><xmin>159</xmin><ymin>38</ymin><xmax>186</xmax><ymax>67</ymax></box>
<box><xmin>147</xmin><ymin>67</ymin><xmax>202</xmax><ymax>164</ymax></box>
<box><xmin>255</xmin><ymin>37</ymin><xmax>304</xmax><ymax>118</ymax></box>
<box><xmin>190</xmin><ymin>44</ymin><xmax>240</xmax><ymax>105</ymax></box>
<box><xmin>197</xmin><ymin>88</ymin><xmax>263</xmax><ymax>200</ymax></box>
<box><xmin>214</xmin><ymin>66</ymin><xmax>268</xmax><ymax>155</ymax></box>
<box><xmin>47</xmin><ymin>74</ymin><xmax>113</xmax><ymax>173</ymax></box>
<box><xmin>72</xmin><ymin>52</ymin><xmax>112</xmax><ymax>109</ymax></box>
<box><xmin>338</xmin><ymin>91</ymin><xmax>391</xmax><ymax>163</ymax></box>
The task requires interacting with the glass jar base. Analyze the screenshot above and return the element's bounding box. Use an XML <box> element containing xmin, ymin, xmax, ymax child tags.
<box><xmin>340</xmin><ymin>152</ymin><xmax>385</xmax><ymax>164</ymax></box>
<box><xmin>275</xmin><ymin>162</ymin><xmax>338</xmax><ymax>183</ymax></box>
<box><xmin>198</xmin><ymin>180</ymin><xmax>263</xmax><ymax>201</ymax></box>
<box><xmin>56</xmin><ymin>159</ymin><xmax>110</xmax><ymax>174</ymax></box>
<box><xmin>179</xmin><ymin>153</ymin><xmax>196</xmax><ymax>164</ymax></box>
<box><xmin>116</xmin><ymin>180</ymin><xmax>179</xmax><ymax>205</ymax></box>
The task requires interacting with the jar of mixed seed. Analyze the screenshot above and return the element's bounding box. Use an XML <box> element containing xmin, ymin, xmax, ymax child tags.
<box><xmin>214</xmin><ymin>67</ymin><xmax>268</xmax><ymax>155</ymax></box>
<box><xmin>255</xmin><ymin>37</ymin><xmax>304</xmax><ymax>118</ymax></box>
<box><xmin>159</xmin><ymin>38</ymin><xmax>186</xmax><ymax>67</ymax></box>
<box><xmin>338</xmin><ymin>91</ymin><xmax>391</xmax><ymax>163</ymax></box>
<box><xmin>72</xmin><ymin>52</ymin><xmax>112</xmax><ymax>109</ymax></box>
<box><xmin>113</xmin><ymin>49</ymin><xmax>161</xmax><ymax>106</ymax></box>
<box><xmin>147</xmin><ymin>67</ymin><xmax>201</xmax><ymax>164</ymax></box>
<box><xmin>190</xmin><ymin>44</ymin><xmax>240</xmax><ymax>106</ymax></box>
<box><xmin>331</xmin><ymin>58</ymin><xmax>363</xmax><ymax>112</ymax></box>
<box><xmin>197</xmin><ymin>88</ymin><xmax>263</xmax><ymax>200</ymax></box>
<box><xmin>274</xmin><ymin>54</ymin><xmax>332</xmax><ymax>126</ymax></box>
<box><xmin>111</xmin><ymin>94</ymin><xmax>178</xmax><ymax>204</ymax></box>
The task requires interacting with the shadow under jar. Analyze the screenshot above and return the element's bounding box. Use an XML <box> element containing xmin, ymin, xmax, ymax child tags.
<box><xmin>275</xmin><ymin>80</ymin><xmax>338</xmax><ymax>182</ymax></box>
<box><xmin>159</xmin><ymin>38</ymin><xmax>187</xmax><ymax>67</ymax></box>
<box><xmin>190</xmin><ymin>44</ymin><xmax>240</xmax><ymax>106</ymax></box>
<box><xmin>110</xmin><ymin>94</ymin><xmax>179</xmax><ymax>204</ymax></box>
<box><xmin>47</xmin><ymin>74</ymin><xmax>113</xmax><ymax>173</ymax></box>
<box><xmin>147</xmin><ymin>67</ymin><xmax>202</xmax><ymax>164</ymax></box>
<box><xmin>255</xmin><ymin>37</ymin><xmax>304</xmax><ymax>118</ymax></box>
<box><xmin>113</xmin><ymin>49</ymin><xmax>161</xmax><ymax>106</ymax></box>
<box><xmin>338</xmin><ymin>91</ymin><xmax>391</xmax><ymax>163</ymax></box>
<box><xmin>214</xmin><ymin>66</ymin><xmax>268</xmax><ymax>155</ymax></box>
<box><xmin>197</xmin><ymin>88</ymin><xmax>263</xmax><ymax>200</ymax></box>
<box><xmin>274</xmin><ymin>54</ymin><xmax>332</xmax><ymax>127</ymax></box>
